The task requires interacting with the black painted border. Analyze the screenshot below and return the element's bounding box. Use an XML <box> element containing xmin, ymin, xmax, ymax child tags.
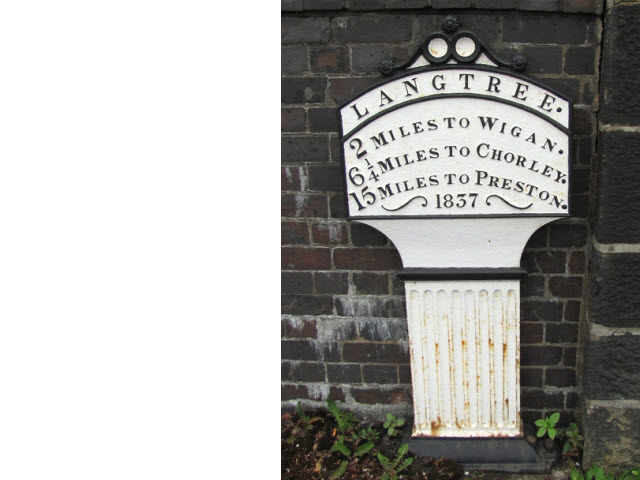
<box><xmin>398</xmin><ymin>267</ymin><xmax>527</xmax><ymax>280</ymax></box>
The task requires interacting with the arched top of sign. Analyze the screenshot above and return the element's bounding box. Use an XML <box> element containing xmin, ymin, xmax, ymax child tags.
<box><xmin>340</xmin><ymin>16</ymin><xmax>571</xmax><ymax>220</ymax></box>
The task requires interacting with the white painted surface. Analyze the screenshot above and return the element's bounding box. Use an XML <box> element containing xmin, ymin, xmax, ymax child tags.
<box><xmin>359</xmin><ymin>217</ymin><xmax>556</xmax><ymax>268</ymax></box>
<box><xmin>405</xmin><ymin>280</ymin><xmax>521</xmax><ymax>437</ymax></box>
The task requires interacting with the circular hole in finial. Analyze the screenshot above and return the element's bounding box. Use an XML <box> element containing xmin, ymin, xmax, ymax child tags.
<box><xmin>428</xmin><ymin>38</ymin><xmax>449</xmax><ymax>58</ymax></box>
<box><xmin>455</xmin><ymin>36</ymin><xmax>476</xmax><ymax>58</ymax></box>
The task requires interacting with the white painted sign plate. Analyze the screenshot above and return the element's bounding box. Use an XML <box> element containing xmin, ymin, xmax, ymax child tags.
<box><xmin>340</xmin><ymin>66</ymin><xmax>571</xmax><ymax>218</ymax></box>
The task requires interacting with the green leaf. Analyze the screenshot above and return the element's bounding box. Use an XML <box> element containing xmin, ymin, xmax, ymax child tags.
<box><xmin>383</xmin><ymin>420</ymin><xmax>391</xmax><ymax>428</ymax></box>
<box><xmin>401</xmin><ymin>457</ymin><xmax>414</xmax><ymax>469</ymax></box>
<box><xmin>333</xmin><ymin>441</ymin><xmax>351</xmax><ymax>457</ymax></box>
<box><xmin>548</xmin><ymin>428</ymin><xmax>557</xmax><ymax>440</ymax></box>
<box><xmin>388</xmin><ymin>426</ymin><xmax>395</xmax><ymax>436</ymax></box>
<box><xmin>398</xmin><ymin>443</ymin><xmax>409</xmax><ymax>455</ymax></box>
<box><xmin>396</xmin><ymin>419</ymin><xmax>405</xmax><ymax>427</ymax></box>
<box><xmin>535</xmin><ymin>419</ymin><xmax>546</xmax><ymax>427</ymax></box>
<box><xmin>571</xmin><ymin>467</ymin><xmax>584</xmax><ymax>480</ymax></box>
<box><xmin>562</xmin><ymin>443</ymin><xmax>571</xmax><ymax>454</ymax></box>
<box><xmin>330</xmin><ymin>460</ymin><xmax>348</xmax><ymax>480</ymax></box>
<box><xmin>536</xmin><ymin>427</ymin><xmax>547</xmax><ymax>437</ymax></box>
<box><xmin>377</xmin><ymin>453</ymin><xmax>389</xmax><ymax>466</ymax></box>
<box><xmin>355</xmin><ymin>441</ymin><xmax>374</xmax><ymax>457</ymax></box>
<box><xmin>386</xmin><ymin>413</ymin><xmax>393</xmax><ymax>420</ymax></box>
<box><xmin>550</xmin><ymin>412</ymin><xmax>560</xmax><ymax>424</ymax></box>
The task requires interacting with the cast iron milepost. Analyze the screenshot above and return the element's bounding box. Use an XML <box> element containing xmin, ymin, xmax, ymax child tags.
<box><xmin>339</xmin><ymin>16</ymin><xmax>571</xmax><ymax>471</ymax></box>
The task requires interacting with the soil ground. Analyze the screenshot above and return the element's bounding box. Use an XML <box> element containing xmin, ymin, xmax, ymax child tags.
<box><xmin>281</xmin><ymin>408</ymin><xmax>580</xmax><ymax>480</ymax></box>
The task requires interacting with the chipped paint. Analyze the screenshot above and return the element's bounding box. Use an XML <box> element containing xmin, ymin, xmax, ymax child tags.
<box><xmin>405</xmin><ymin>280</ymin><xmax>523</xmax><ymax>437</ymax></box>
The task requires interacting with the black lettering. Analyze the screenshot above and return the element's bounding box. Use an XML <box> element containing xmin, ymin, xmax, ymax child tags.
<box><xmin>370</xmin><ymin>132</ymin><xmax>388</xmax><ymax>149</ymax></box>
<box><xmin>512</xmin><ymin>82</ymin><xmax>529</xmax><ymax>100</ymax></box>
<box><xmin>486</xmin><ymin>75</ymin><xmax>501</xmax><ymax>93</ymax></box>
<box><xmin>478</xmin><ymin>116</ymin><xmax>498</xmax><ymax>130</ymax></box>
<box><xmin>477</xmin><ymin>143</ymin><xmax>490</xmax><ymax>158</ymax></box>
<box><xmin>413</xmin><ymin>121</ymin><xmax>424</xmax><ymax>134</ymax></box>
<box><xmin>377</xmin><ymin>184</ymin><xmax>394</xmax><ymax>199</ymax></box>
<box><xmin>459</xmin><ymin>73</ymin><xmax>475</xmax><ymax>90</ymax></box>
<box><xmin>432</xmin><ymin>74</ymin><xmax>446</xmax><ymax>91</ymax></box>
<box><xmin>539</xmin><ymin>93</ymin><xmax>557</xmax><ymax>112</ymax></box>
<box><xmin>351</xmin><ymin>103</ymin><xmax>369</xmax><ymax>119</ymax></box>
<box><xmin>403</xmin><ymin>78</ymin><xmax>419</xmax><ymax>97</ymax></box>
<box><xmin>379</xmin><ymin>90</ymin><xmax>393</xmax><ymax>107</ymax></box>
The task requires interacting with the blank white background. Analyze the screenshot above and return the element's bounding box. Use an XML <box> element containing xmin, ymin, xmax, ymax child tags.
<box><xmin>0</xmin><ymin>1</ymin><xmax>277</xmax><ymax>478</ymax></box>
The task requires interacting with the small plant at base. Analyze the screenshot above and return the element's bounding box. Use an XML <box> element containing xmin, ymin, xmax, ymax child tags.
<box><xmin>329</xmin><ymin>437</ymin><xmax>375</xmax><ymax>479</ymax></box>
<box><xmin>327</xmin><ymin>398</ymin><xmax>359</xmax><ymax>435</ymax></box>
<box><xmin>286</xmin><ymin>402</ymin><xmax>322</xmax><ymax>444</ymax></box>
<box><xmin>562</xmin><ymin>422</ymin><xmax>584</xmax><ymax>458</ymax></box>
<box><xmin>378</xmin><ymin>443</ymin><xmax>414</xmax><ymax>480</ymax></box>
<box><xmin>352</xmin><ymin>426</ymin><xmax>380</xmax><ymax>443</ymax></box>
<box><xmin>383</xmin><ymin>413</ymin><xmax>406</xmax><ymax>437</ymax></box>
<box><xmin>570</xmin><ymin>463</ymin><xmax>640</xmax><ymax>480</ymax></box>
<box><xmin>536</xmin><ymin>412</ymin><xmax>560</xmax><ymax>440</ymax></box>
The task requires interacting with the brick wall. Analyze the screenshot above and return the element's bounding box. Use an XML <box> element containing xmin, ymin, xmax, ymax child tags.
<box><xmin>281</xmin><ymin>1</ymin><xmax>602</xmax><ymax>425</ymax></box>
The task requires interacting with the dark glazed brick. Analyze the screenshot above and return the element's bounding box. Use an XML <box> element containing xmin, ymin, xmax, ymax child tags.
<box><xmin>562</xmin><ymin>0</ymin><xmax>602</xmax><ymax>14</ymax></box>
<box><xmin>572</xmin><ymin>108</ymin><xmax>594</xmax><ymax>135</ymax></box>
<box><xmin>363</xmin><ymin>365</ymin><xmax>397</xmax><ymax>384</ymax></box>
<box><xmin>595</xmin><ymin>132</ymin><xmax>640</xmax><ymax>243</ymax></box>
<box><xmin>600</xmin><ymin>5</ymin><xmax>640</xmax><ymax>124</ymax></box>
<box><xmin>521</xmin><ymin>368</ymin><xmax>543</xmax><ymax>387</ymax></box>
<box><xmin>282</xmin><ymin>295</ymin><xmax>334</xmax><ymax>315</ymax></box>
<box><xmin>308</xmin><ymin>166</ymin><xmax>345</xmax><ymax>192</ymax></box>
<box><xmin>282</xmin><ymin>194</ymin><xmax>328</xmax><ymax>218</ymax></box>
<box><xmin>327</xmin><ymin>363</ymin><xmax>362</xmax><ymax>383</ymax></box>
<box><xmin>521</xmin><ymin>46</ymin><xmax>562</xmax><ymax>74</ymax></box>
<box><xmin>571</xmin><ymin>168</ymin><xmax>591</xmax><ymax>195</ymax></box>
<box><xmin>330</xmin><ymin>386</ymin><xmax>347</xmax><ymax>402</ymax></box>
<box><xmin>335</xmin><ymin>297</ymin><xmax>405</xmax><ymax>318</ymax></box>
<box><xmin>282</xmin><ymin>135</ymin><xmax>328</xmax><ymax>164</ymax></box>
<box><xmin>502</xmin><ymin>15</ymin><xmax>587</xmax><ymax>45</ymax></box>
<box><xmin>522</xmin><ymin>251</ymin><xmax>565</xmax><ymax>274</ymax></box>
<box><xmin>518</xmin><ymin>0</ymin><xmax>558</xmax><ymax>11</ymax></box>
<box><xmin>282</xmin><ymin>77</ymin><xmax>327</xmax><ymax>104</ymax></box>
<box><xmin>568</xmin><ymin>252</ymin><xmax>586</xmax><ymax>274</ymax></box>
<box><xmin>328</xmin><ymin>77</ymin><xmax>377</xmax><ymax>104</ymax></box>
<box><xmin>386</xmin><ymin>0</ymin><xmax>428</xmax><ymax>8</ymax></box>
<box><xmin>351</xmin><ymin>45</ymin><xmax>411</xmax><ymax>74</ymax></box>
<box><xmin>282</xmin><ymin>0</ymin><xmax>303</xmax><ymax>10</ymax></box>
<box><xmin>549</xmin><ymin>224</ymin><xmax>587</xmax><ymax>248</ymax></box>
<box><xmin>358</xmin><ymin>319</ymin><xmax>408</xmax><ymax>342</ymax></box>
<box><xmin>546</xmin><ymin>323</ymin><xmax>578</xmax><ymax>344</ymax></box>
<box><xmin>548</xmin><ymin>276</ymin><xmax>583</xmax><ymax>298</ymax></box>
<box><xmin>575</xmin><ymin>136</ymin><xmax>594</xmax><ymax>166</ymax></box>
<box><xmin>343</xmin><ymin>342</ymin><xmax>409</xmax><ymax>363</ymax></box>
<box><xmin>399</xmin><ymin>365</ymin><xmax>411</xmax><ymax>383</ymax></box>
<box><xmin>282</xmin><ymin>246</ymin><xmax>332</xmax><ymax>270</ymax></box>
<box><xmin>331</xmin><ymin>16</ymin><xmax>412</xmax><ymax>44</ymax></box>
<box><xmin>304</xmin><ymin>0</ymin><xmax>345</xmax><ymax>9</ymax></box>
<box><xmin>565</xmin><ymin>391</ymin><xmax>580</xmax><ymax>409</ymax></box>
<box><xmin>282</xmin><ymin>46</ymin><xmax>308</xmax><ymax>74</ymax></box>
<box><xmin>321</xmin><ymin>342</ymin><xmax>342</xmax><ymax>362</ymax></box>
<box><xmin>521</xmin><ymin>346</ymin><xmax>563</xmax><ymax>366</ymax></box>
<box><xmin>285</xmin><ymin>318</ymin><xmax>318</xmax><ymax>338</ymax></box>
<box><xmin>282</xmin><ymin>383</ymin><xmax>310</xmax><ymax>400</ymax></box>
<box><xmin>431</xmin><ymin>0</ymin><xmax>471</xmax><ymax>7</ymax></box>
<box><xmin>282</xmin><ymin>361</ymin><xmax>292</xmax><ymax>381</ymax></box>
<box><xmin>522</xmin><ymin>300</ymin><xmax>563</xmax><ymax>323</ymax></box>
<box><xmin>282</xmin><ymin>271</ymin><xmax>313</xmax><ymax>294</ymax></box>
<box><xmin>354</xmin><ymin>272</ymin><xmax>389</xmax><ymax>295</ymax></box>
<box><xmin>282</xmin><ymin>339</ymin><xmax>322</xmax><ymax>361</ymax></box>
<box><xmin>330</xmin><ymin>194</ymin><xmax>347</xmax><ymax>219</ymax></box>
<box><xmin>308</xmin><ymin>108</ymin><xmax>339</xmax><ymax>133</ymax></box>
<box><xmin>345</xmin><ymin>0</ymin><xmax>386</xmax><ymax>8</ymax></box>
<box><xmin>520</xmin><ymin>410</ymin><xmax>544</xmax><ymax>426</ymax></box>
<box><xmin>282</xmin><ymin>17</ymin><xmax>330</xmax><ymax>45</ymax></box>
<box><xmin>312</xmin><ymin>221</ymin><xmax>348</xmax><ymax>245</ymax></box>
<box><xmin>282</xmin><ymin>166</ymin><xmax>302</xmax><ymax>192</ymax></box>
<box><xmin>565</xmin><ymin>46</ymin><xmax>597</xmax><ymax>75</ymax></box>
<box><xmin>532</xmin><ymin>77</ymin><xmax>580</xmax><ymax>102</ymax></box>
<box><xmin>475</xmin><ymin>0</ymin><xmax>515</xmax><ymax>8</ymax></box>
<box><xmin>292</xmin><ymin>362</ymin><xmax>326</xmax><ymax>382</ymax></box>
<box><xmin>521</xmin><ymin>323</ymin><xmax>543</xmax><ymax>344</ymax></box>
<box><xmin>521</xmin><ymin>275</ymin><xmax>544</xmax><ymax>297</ymax></box>
<box><xmin>563</xmin><ymin>347</ymin><xmax>577</xmax><ymax>367</ymax></box>
<box><xmin>282</xmin><ymin>221</ymin><xmax>310</xmax><ymax>245</ymax></box>
<box><xmin>316</xmin><ymin>272</ymin><xmax>349</xmax><ymax>294</ymax></box>
<box><xmin>546</xmin><ymin>368</ymin><xmax>576</xmax><ymax>387</ymax></box>
<box><xmin>351</xmin><ymin>387</ymin><xmax>411</xmax><ymax>405</ymax></box>
<box><xmin>591</xmin><ymin>252</ymin><xmax>640</xmax><ymax>328</ymax></box>
<box><xmin>334</xmin><ymin>248</ymin><xmax>402</xmax><ymax>270</ymax></box>
<box><xmin>521</xmin><ymin>390</ymin><xmax>564</xmax><ymax>409</ymax></box>
<box><xmin>282</xmin><ymin>108</ymin><xmax>305</xmax><ymax>133</ymax></box>
<box><xmin>351</xmin><ymin>223</ymin><xmax>387</xmax><ymax>246</ymax></box>
<box><xmin>310</xmin><ymin>46</ymin><xmax>348</xmax><ymax>74</ymax></box>
<box><xmin>564</xmin><ymin>300</ymin><xmax>581</xmax><ymax>323</ymax></box>
<box><xmin>584</xmin><ymin>335</ymin><xmax>640</xmax><ymax>399</ymax></box>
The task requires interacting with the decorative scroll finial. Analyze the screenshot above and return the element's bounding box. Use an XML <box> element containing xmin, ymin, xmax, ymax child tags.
<box><xmin>377</xmin><ymin>14</ymin><xmax>528</xmax><ymax>78</ymax></box>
